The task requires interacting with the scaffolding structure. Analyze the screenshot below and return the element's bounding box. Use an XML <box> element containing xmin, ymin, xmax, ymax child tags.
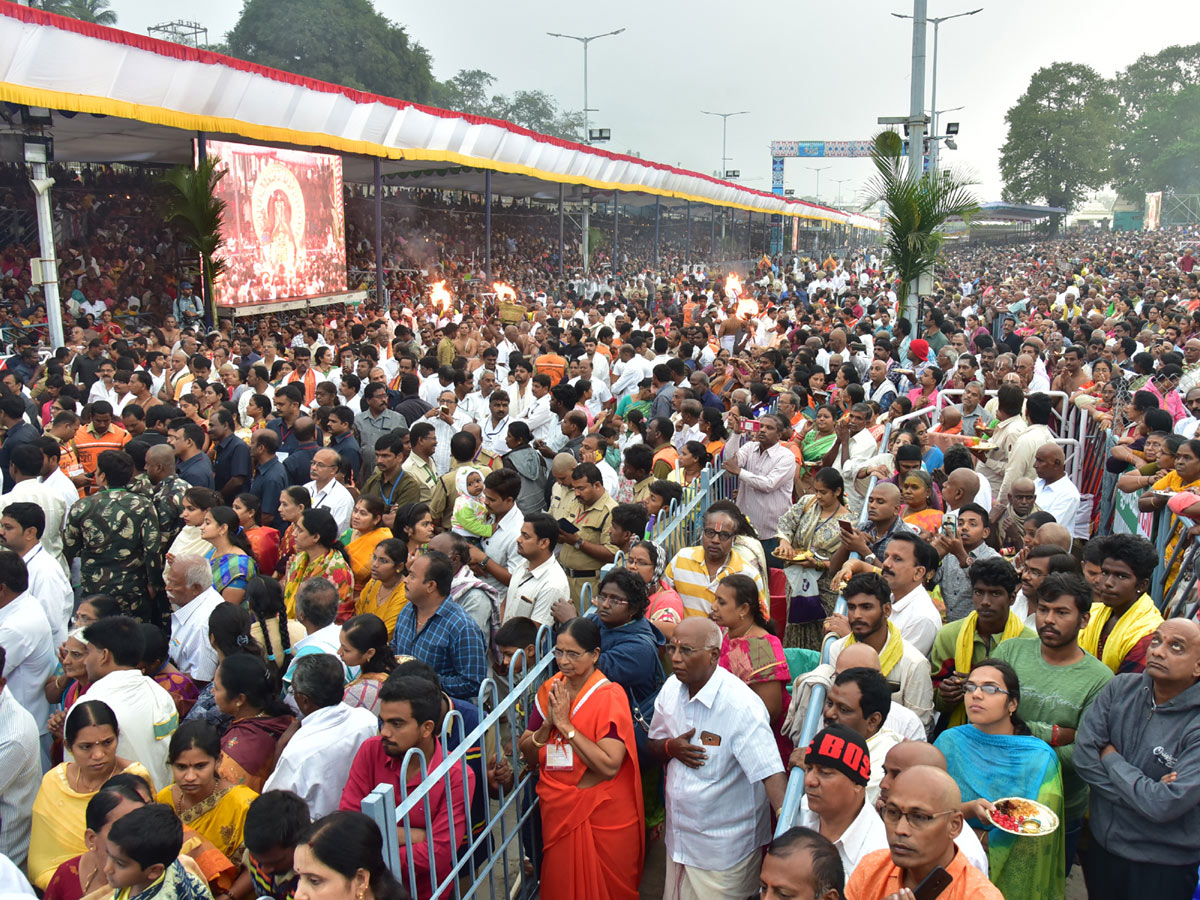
<box><xmin>1164</xmin><ymin>193</ymin><xmax>1200</xmax><ymax>227</ymax></box>
<box><xmin>146</xmin><ymin>20</ymin><xmax>207</xmax><ymax>48</ymax></box>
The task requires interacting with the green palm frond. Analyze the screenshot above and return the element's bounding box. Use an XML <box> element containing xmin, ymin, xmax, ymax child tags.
<box><xmin>161</xmin><ymin>158</ymin><xmax>229</xmax><ymax>324</ymax></box>
<box><xmin>863</xmin><ymin>131</ymin><xmax>979</xmax><ymax>314</ymax></box>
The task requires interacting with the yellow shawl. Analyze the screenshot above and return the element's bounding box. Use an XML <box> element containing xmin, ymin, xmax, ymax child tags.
<box><xmin>950</xmin><ymin>611</ymin><xmax>1027</xmax><ymax>726</ymax></box>
<box><xmin>1079</xmin><ymin>594</ymin><xmax>1162</xmax><ymax>674</ymax></box>
<box><xmin>848</xmin><ymin>620</ymin><xmax>904</xmax><ymax>676</ymax></box>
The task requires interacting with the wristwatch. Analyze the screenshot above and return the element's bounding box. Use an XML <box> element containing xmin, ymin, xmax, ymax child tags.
<box><xmin>565</xmin><ymin>729</ymin><xmax>577</xmax><ymax>741</ymax></box>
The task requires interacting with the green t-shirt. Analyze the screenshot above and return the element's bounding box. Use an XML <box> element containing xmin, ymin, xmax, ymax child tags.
<box><xmin>993</xmin><ymin>636</ymin><xmax>1114</xmax><ymax>821</ymax></box>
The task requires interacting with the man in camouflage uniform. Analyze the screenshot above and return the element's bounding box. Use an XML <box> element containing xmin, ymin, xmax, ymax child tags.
<box><xmin>63</xmin><ymin>449</ymin><xmax>163</xmax><ymax>624</ymax></box>
<box><xmin>139</xmin><ymin>443</ymin><xmax>190</xmax><ymax>557</ymax></box>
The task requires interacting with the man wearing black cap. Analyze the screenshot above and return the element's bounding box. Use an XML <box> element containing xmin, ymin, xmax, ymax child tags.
<box><xmin>798</xmin><ymin>724</ymin><xmax>888</xmax><ymax>879</ymax></box>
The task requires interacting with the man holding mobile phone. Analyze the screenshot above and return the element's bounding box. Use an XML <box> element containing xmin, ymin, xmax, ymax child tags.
<box><xmin>847</xmin><ymin>766</ymin><xmax>1002</xmax><ymax>899</ymax></box>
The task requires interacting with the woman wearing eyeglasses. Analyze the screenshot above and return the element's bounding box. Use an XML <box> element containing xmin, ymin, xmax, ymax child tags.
<box><xmin>934</xmin><ymin>658</ymin><xmax>1065</xmax><ymax>900</ymax></box>
<box><xmin>517</xmin><ymin>617</ymin><xmax>644</xmax><ymax>900</ymax></box>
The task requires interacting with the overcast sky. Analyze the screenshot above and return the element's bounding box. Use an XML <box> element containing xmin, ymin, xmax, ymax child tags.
<box><xmin>111</xmin><ymin>0</ymin><xmax>1198</xmax><ymax>208</ymax></box>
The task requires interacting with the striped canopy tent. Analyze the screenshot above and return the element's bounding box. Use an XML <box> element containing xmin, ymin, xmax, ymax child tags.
<box><xmin>0</xmin><ymin>4</ymin><xmax>879</xmax><ymax>230</ymax></box>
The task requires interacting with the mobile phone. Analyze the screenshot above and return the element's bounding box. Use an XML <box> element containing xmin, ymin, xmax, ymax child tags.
<box><xmin>838</xmin><ymin>519</ymin><xmax>854</xmax><ymax>533</ymax></box>
<box><xmin>557</xmin><ymin>518</ymin><xmax>580</xmax><ymax>534</ymax></box>
<box><xmin>942</xmin><ymin>516</ymin><xmax>958</xmax><ymax>538</ymax></box>
<box><xmin>913</xmin><ymin>865</ymin><xmax>953</xmax><ymax>900</ymax></box>
<box><xmin>440</xmin><ymin>405</ymin><xmax>450</xmax><ymax>414</ymax></box>
<box><xmin>742</xmin><ymin>420</ymin><xmax>762</xmax><ymax>433</ymax></box>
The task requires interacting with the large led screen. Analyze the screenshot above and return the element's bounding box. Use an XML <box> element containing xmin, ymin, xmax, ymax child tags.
<box><xmin>205</xmin><ymin>141</ymin><xmax>347</xmax><ymax>307</ymax></box>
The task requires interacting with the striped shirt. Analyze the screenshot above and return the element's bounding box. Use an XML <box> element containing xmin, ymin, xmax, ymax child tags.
<box><xmin>663</xmin><ymin>546</ymin><xmax>766</xmax><ymax>619</ymax></box>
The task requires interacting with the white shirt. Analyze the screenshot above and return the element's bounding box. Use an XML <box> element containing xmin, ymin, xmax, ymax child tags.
<box><xmin>520</xmin><ymin>393</ymin><xmax>558</xmax><ymax>444</ymax></box>
<box><xmin>0</xmin><ymin>480</ymin><xmax>68</xmax><ymax>573</ymax></box>
<box><xmin>169</xmin><ymin>587</ymin><xmax>224</xmax><ymax>682</ymax></box>
<box><xmin>597</xmin><ymin>459</ymin><xmax>620</xmax><ymax>497</ymax></box>
<box><xmin>43</xmin><ymin>467</ymin><xmax>81</xmax><ymax>515</ymax></box>
<box><xmin>649</xmin><ymin>666</ymin><xmax>784</xmax><ymax>870</ymax></box>
<box><xmin>70</xmin><ymin>669</ymin><xmax>177</xmax><ymax>790</ymax></box>
<box><xmin>238</xmin><ymin>382</ymin><xmax>273</xmax><ymax>427</ymax></box>
<box><xmin>798</xmin><ymin>795</ymin><xmax>889</xmax><ymax>877</ymax></box>
<box><xmin>430</xmin><ymin>408</ymin><xmax>474</xmax><ymax>475</ymax></box>
<box><xmin>503</xmin><ymin>555</ymin><xmax>570</xmax><ymax>627</ymax></box>
<box><xmin>0</xmin><ymin>847</ymin><xmax>36</xmax><ymax>896</ymax></box>
<box><xmin>973</xmin><ymin>470</ymin><xmax>993</xmax><ymax>513</ymax></box>
<box><xmin>0</xmin><ymin>689</ymin><xmax>40</xmax><ymax>869</ymax></box>
<box><xmin>23</xmin><ymin>544</ymin><xmax>72</xmax><ymax>647</ymax></box>
<box><xmin>264</xmin><ymin>703</ymin><xmax>378</xmax><ymax>819</ymax></box>
<box><xmin>884</xmin><ymin>702</ymin><xmax>928</xmax><ymax>742</ymax></box>
<box><xmin>482</xmin><ymin>414</ymin><xmax>511</xmax><ymax>456</ymax></box>
<box><xmin>829</xmin><ymin>636</ymin><xmax>934</xmax><ymax>730</ymax></box>
<box><xmin>887</xmin><ymin>584</ymin><xmax>941</xmax><ymax>657</ymax></box>
<box><xmin>305</xmin><ymin>478</ymin><xmax>355</xmax><ymax>534</ymax></box>
<box><xmin>1035</xmin><ymin>476</ymin><xmax>1085</xmax><ymax>539</ymax></box>
<box><xmin>0</xmin><ymin>591</ymin><xmax>54</xmax><ymax>733</ymax></box>
<box><xmin>87</xmin><ymin>380</ymin><xmax>118</xmax><ymax>406</ymax></box>
<box><xmin>955</xmin><ymin>819</ymin><xmax>991</xmax><ymax>877</ymax></box>
<box><xmin>481</xmin><ymin>505</ymin><xmax>524</xmax><ymax>594</ymax></box>
<box><xmin>286</xmin><ymin>623</ymin><xmax>350</xmax><ymax>682</ymax></box>
<box><xmin>865</xmin><ymin>728</ymin><xmax>903</xmax><ymax>806</ymax></box>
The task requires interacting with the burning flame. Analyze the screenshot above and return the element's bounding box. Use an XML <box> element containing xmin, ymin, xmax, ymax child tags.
<box><xmin>725</xmin><ymin>273</ymin><xmax>758</xmax><ymax>317</ymax></box>
<box><xmin>429</xmin><ymin>280</ymin><xmax>453</xmax><ymax>313</ymax></box>
<box><xmin>493</xmin><ymin>282</ymin><xmax>517</xmax><ymax>302</ymax></box>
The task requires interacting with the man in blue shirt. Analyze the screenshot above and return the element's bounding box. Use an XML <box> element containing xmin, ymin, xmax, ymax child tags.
<box><xmin>169</xmin><ymin>420</ymin><xmax>214</xmax><ymax>489</ymax></box>
<box><xmin>209</xmin><ymin>409</ymin><xmax>252</xmax><ymax>502</ymax></box>
<box><xmin>391</xmin><ymin>550</ymin><xmax>487</xmax><ymax>700</ymax></box>
<box><xmin>248</xmin><ymin>430</ymin><xmax>288</xmax><ymax>527</ymax></box>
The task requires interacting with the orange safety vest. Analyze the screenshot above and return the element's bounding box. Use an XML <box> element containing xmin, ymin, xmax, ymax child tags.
<box><xmin>535</xmin><ymin>353</ymin><xmax>566</xmax><ymax>383</ymax></box>
<box><xmin>74</xmin><ymin>424</ymin><xmax>130</xmax><ymax>477</ymax></box>
<box><xmin>652</xmin><ymin>444</ymin><xmax>679</xmax><ymax>472</ymax></box>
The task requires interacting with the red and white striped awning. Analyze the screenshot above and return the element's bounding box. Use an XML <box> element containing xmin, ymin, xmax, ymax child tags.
<box><xmin>0</xmin><ymin>5</ymin><xmax>877</xmax><ymax>230</ymax></box>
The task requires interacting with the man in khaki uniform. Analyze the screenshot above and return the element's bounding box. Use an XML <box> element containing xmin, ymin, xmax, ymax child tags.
<box><xmin>556</xmin><ymin>462</ymin><xmax>619</xmax><ymax>609</ymax></box>
<box><xmin>548</xmin><ymin>453</ymin><xmax>580</xmax><ymax>523</ymax></box>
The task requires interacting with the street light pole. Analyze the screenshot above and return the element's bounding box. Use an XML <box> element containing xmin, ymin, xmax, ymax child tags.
<box><xmin>831</xmin><ymin>178</ymin><xmax>851</xmax><ymax>206</ymax></box>
<box><xmin>805</xmin><ymin>165</ymin><xmax>830</xmax><ymax>203</ymax></box>
<box><xmin>892</xmin><ymin>7</ymin><xmax>981</xmax><ymax>172</ymax></box>
<box><xmin>701</xmin><ymin>110</ymin><xmax>748</xmax><ymax>242</ymax></box>
<box><xmin>548</xmin><ymin>28</ymin><xmax>626</xmax><ymax>275</ymax></box>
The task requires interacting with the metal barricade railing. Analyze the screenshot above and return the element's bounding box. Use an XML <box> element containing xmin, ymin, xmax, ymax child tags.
<box><xmin>775</xmin><ymin>471</ymin><xmax>880</xmax><ymax>835</ymax></box>
<box><xmin>363</xmin><ymin>625</ymin><xmax>556</xmax><ymax>900</ymax></box>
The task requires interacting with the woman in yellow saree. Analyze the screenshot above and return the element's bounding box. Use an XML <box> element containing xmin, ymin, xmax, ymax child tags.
<box><xmin>29</xmin><ymin>701</ymin><xmax>153</xmax><ymax>890</ymax></box>
<box><xmin>156</xmin><ymin>721</ymin><xmax>256</xmax><ymax>877</ymax></box>
<box><xmin>340</xmin><ymin>495</ymin><xmax>392</xmax><ymax>613</ymax></box>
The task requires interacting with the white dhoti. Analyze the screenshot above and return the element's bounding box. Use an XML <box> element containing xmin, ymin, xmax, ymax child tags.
<box><xmin>663</xmin><ymin>848</ymin><xmax>762</xmax><ymax>900</ymax></box>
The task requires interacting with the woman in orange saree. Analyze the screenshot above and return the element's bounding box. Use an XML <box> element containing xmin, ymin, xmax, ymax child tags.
<box><xmin>518</xmin><ymin>618</ymin><xmax>644</xmax><ymax>900</ymax></box>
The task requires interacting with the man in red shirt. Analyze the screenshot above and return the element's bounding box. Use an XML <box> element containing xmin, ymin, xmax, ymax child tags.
<box><xmin>846</xmin><ymin>766</ymin><xmax>1001</xmax><ymax>900</ymax></box>
<box><xmin>339</xmin><ymin>675</ymin><xmax>475</xmax><ymax>900</ymax></box>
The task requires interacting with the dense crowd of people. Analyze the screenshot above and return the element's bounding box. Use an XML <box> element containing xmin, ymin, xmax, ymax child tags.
<box><xmin>0</xmin><ymin>162</ymin><xmax>1199</xmax><ymax>900</ymax></box>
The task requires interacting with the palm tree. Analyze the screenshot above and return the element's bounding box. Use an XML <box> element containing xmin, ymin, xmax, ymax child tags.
<box><xmin>161</xmin><ymin>158</ymin><xmax>229</xmax><ymax>325</ymax></box>
<box><xmin>36</xmin><ymin>0</ymin><xmax>117</xmax><ymax>26</ymax></box>
<box><xmin>862</xmin><ymin>131</ymin><xmax>979</xmax><ymax>325</ymax></box>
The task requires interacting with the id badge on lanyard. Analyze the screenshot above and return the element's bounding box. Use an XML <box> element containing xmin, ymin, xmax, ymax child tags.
<box><xmin>544</xmin><ymin>738</ymin><xmax>574</xmax><ymax>772</ymax></box>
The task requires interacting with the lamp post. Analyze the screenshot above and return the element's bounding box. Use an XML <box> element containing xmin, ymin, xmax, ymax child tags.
<box><xmin>831</xmin><ymin>178</ymin><xmax>851</xmax><ymax>206</ymax></box>
<box><xmin>547</xmin><ymin>28</ymin><xmax>626</xmax><ymax>274</ymax></box>
<box><xmin>701</xmin><ymin>110</ymin><xmax>748</xmax><ymax>242</ymax></box>
<box><xmin>805</xmin><ymin>165</ymin><xmax>831</xmax><ymax>203</ymax></box>
<box><xmin>892</xmin><ymin>6</ymin><xmax>981</xmax><ymax>171</ymax></box>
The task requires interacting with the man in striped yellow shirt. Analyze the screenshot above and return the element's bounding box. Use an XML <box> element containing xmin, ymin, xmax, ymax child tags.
<box><xmin>664</xmin><ymin>508</ymin><xmax>767</xmax><ymax>618</ymax></box>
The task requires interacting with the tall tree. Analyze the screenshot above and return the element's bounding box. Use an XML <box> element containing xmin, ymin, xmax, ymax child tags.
<box><xmin>35</xmin><ymin>0</ymin><xmax>117</xmax><ymax>25</ymax></box>
<box><xmin>439</xmin><ymin>69</ymin><xmax>497</xmax><ymax>117</ymax></box>
<box><xmin>225</xmin><ymin>0</ymin><xmax>436</xmax><ymax>104</ymax></box>
<box><xmin>1113</xmin><ymin>44</ymin><xmax>1200</xmax><ymax>201</ymax></box>
<box><xmin>999</xmin><ymin>62</ymin><xmax>1116</xmax><ymax>232</ymax></box>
